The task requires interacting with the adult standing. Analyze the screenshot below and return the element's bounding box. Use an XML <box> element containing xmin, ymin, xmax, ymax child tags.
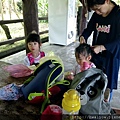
<box><xmin>79</xmin><ymin>0</ymin><xmax>120</xmax><ymax>101</ymax></box>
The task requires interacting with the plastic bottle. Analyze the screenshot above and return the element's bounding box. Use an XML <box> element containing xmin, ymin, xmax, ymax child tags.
<box><xmin>62</xmin><ymin>89</ymin><xmax>81</xmax><ymax>119</ymax></box>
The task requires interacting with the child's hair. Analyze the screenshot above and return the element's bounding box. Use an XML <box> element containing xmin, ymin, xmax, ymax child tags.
<box><xmin>86</xmin><ymin>0</ymin><xmax>106</xmax><ymax>11</ymax></box>
<box><xmin>75</xmin><ymin>43</ymin><xmax>93</xmax><ymax>58</ymax></box>
<box><xmin>26</xmin><ymin>30</ymin><xmax>41</xmax><ymax>44</ymax></box>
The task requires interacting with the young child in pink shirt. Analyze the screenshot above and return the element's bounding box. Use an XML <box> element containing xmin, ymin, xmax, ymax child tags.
<box><xmin>65</xmin><ymin>43</ymin><xmax>96</xmax><ymax>80</ymax></box>
<box><xmin>24</xmin><ymin>31</ymin><xmax>45</xmax><ymax>66</ymax></box>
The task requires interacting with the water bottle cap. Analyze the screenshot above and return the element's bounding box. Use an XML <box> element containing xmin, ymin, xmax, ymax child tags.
<box><xmin>62</xmin><ymin>89</ymin><xmax>81</xmax><ymax>112</ymax></box>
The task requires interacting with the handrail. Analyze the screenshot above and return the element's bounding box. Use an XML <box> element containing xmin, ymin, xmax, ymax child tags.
<box><xmin>0</xmin><ymin>30</ymin><xmax>48</xmax><ymax>46</ymax></box>
<box><xmin>0</xmin><ymin>36</ymin><xmax>48</xmax><ymax>59</ymax></box>
<box><xmin>0</xmin><ymin>17</ymin><xmax>48</xmax><ymax>25</ymax></box>
<box><xmin>0</xmin><ymin>17</ymin><xmax>49</xmax><ymax>58</ymax></box>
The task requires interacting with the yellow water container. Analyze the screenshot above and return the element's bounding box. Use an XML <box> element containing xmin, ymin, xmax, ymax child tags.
<box><xmin>62</xmin><ymin>89</ymin><xmax>81</xmax><ymax>114</ymax></box>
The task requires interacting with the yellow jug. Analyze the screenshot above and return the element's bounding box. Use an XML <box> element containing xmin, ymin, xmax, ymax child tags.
<box><xmin>62</xmin><ymin>89</ymin><xmax>81</xmax><ymax>114</ymax></box>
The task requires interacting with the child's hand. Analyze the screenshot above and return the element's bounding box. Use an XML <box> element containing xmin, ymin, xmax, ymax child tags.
<box><xmin>64</xmin><ymin>71</ymin><xmax>74</xmax><ymax>80</ymax></box>
<box><xmin>65</xmin><ymin>74</ymin><xmax>74</xmax><ymax>80</ymax></box>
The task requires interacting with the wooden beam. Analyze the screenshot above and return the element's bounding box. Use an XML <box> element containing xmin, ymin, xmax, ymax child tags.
<box><xmin>0</xmin><ymin>17</ymin><xmax>48</xmax><ymax>25</ymax></box>
<box><xmin>0</xmin><ymin>37</ymin><xmax>48</xmax><ymax>59</ymax></box>
<box><xmin>0</xmin><ymin>30</ymin><xmax>48</xmax><ymax>46</ymax></box>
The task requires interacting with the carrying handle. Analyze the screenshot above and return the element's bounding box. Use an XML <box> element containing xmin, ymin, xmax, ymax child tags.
<box><xmin>49</xmin><ymin>79</ymin><xmax>70</xmax><ymax>88</ymax></box>
<box><xmin>28</xmin><ymin>93</ymin><xmax>45</xmax><ymax>100</ymax></box>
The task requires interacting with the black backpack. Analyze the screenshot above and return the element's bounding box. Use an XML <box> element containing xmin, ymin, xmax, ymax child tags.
<box><xmin>21</xmin><ymin>54</ymin><xmax>70</xmax><ymax>113</ymax></box>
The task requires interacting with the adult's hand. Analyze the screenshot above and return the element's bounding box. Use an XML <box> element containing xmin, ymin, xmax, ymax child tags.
<box><xmin>92</xmin><ymin>45</ymin><xmax>106</xmax><ymax>54</ymax></box>
<box><xmin>79</xmin><ymin>36</ymin><xmax>86</xmax><ymax>44</ymax></box>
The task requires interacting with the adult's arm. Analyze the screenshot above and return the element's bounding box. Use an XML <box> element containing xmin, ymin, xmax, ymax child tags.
<box><xmin>104</xmin><ymin>18</ymin><xmax>120</xmax><ymax>60</ymax></box>
<box><xmin>81</xmin><ymin>12</ymin><xmax>96</xmax><ymax>42</ymax></box>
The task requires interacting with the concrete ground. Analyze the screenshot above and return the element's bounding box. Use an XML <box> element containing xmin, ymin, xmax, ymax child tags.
<box><xmin>0</xmin><ymin>41</ymin><xmax>120</xmax><ymax>109</ymax></box>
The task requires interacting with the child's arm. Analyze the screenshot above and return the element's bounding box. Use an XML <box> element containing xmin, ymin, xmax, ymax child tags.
<box><xmin>24</xmin><ymin>56</ymin><xmax>30</xmax><ymax>66</ymax></box>
<box><xmin>64</xmin><ymin>71</ymin><xmax>75</xmax><ymax>80</ymax></box>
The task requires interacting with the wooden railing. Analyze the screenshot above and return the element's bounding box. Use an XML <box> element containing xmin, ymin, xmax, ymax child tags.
<box><xmin>0</xmin><ymin>17</ymin><xmax>48</xmax><ymax>59</ymax></box>
<box><xmin>0</xmin><ymin>17</ymin><xmax>48</xmax><ymax>25</ymax></box>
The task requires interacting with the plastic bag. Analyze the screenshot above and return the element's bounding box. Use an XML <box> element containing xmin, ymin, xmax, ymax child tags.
<box><xmin>3</xmin><ymin>64</ymin><xmax>34</xmax><ymax>78</ymax></box>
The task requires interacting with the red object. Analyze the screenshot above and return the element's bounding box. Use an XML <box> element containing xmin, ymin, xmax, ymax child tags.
<box><xmin>27</xmin><ymin>51</ymin><xmax>45</xmax><ymax>65</ymax></box>
<box><xmin>41</xmin><ymin>105</ymin><xmax>62</xmax><ymax>120</ymax></box>
<box><xmin>28</xmin><ymin>86</ymin><xmax>61</xmax><ymax>104</ymax></box>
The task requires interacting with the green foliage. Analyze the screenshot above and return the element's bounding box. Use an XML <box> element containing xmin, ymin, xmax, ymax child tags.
<box><xmin>17</xmin><ymin>1</ymin><xmax>23</xmax><ymax>13</ymax></box>
<box><xmin>38</xmin><ymin>0</ymin><xmax>48</xmax><ymax>23</ymax></box>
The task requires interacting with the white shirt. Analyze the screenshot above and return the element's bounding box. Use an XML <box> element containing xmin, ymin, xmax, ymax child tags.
<box><xmin>24</xmin><ymin>54</ymin><xmax>41</xmax><ymax>66</ymax></box>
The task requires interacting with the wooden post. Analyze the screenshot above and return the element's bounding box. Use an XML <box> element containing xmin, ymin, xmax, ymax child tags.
<box><xmin>22</xmin><ymin>0</ymin><xmax>39</xmax><ymax>53</ymax></box>
<box><xmin>78</xmin><ymin>0</ymin><xmax>87</xmax><ymax>36</ymax></box>
<box><xmin>79</xmin><ymin>6</ymin><xmax>87</xmax><ymax>35</ymax></box>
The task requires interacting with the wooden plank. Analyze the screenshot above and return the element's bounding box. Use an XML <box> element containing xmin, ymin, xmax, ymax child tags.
<box><xmin>0</xmin><ymin>37</ymin><xmax>25</xmax><ymax>46</ymax></box>
<box><xmin>0</xmin><ymin>44</ymin><xmax>25</xmax><ymax>59</ymax></box>
<box><xmin>0</xmin><ymin>17</ymin><xmax>48</xmax><ymax>25</ymax></box>
<box><xmin>0</xmin><ymin>30</ymin><xmax>48</xmax><ymax>46</ymax></box>
<box><xmin>0</xmin><ymin>37</ymin><xmax>48</xmax><ymax>59</ymax></box>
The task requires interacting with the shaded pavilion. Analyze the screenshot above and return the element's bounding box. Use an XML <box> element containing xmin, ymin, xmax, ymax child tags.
<box><xmin>22</xmin><ymin>0</ymin><xmax>87</xmax><ymax>52</ymax></box>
